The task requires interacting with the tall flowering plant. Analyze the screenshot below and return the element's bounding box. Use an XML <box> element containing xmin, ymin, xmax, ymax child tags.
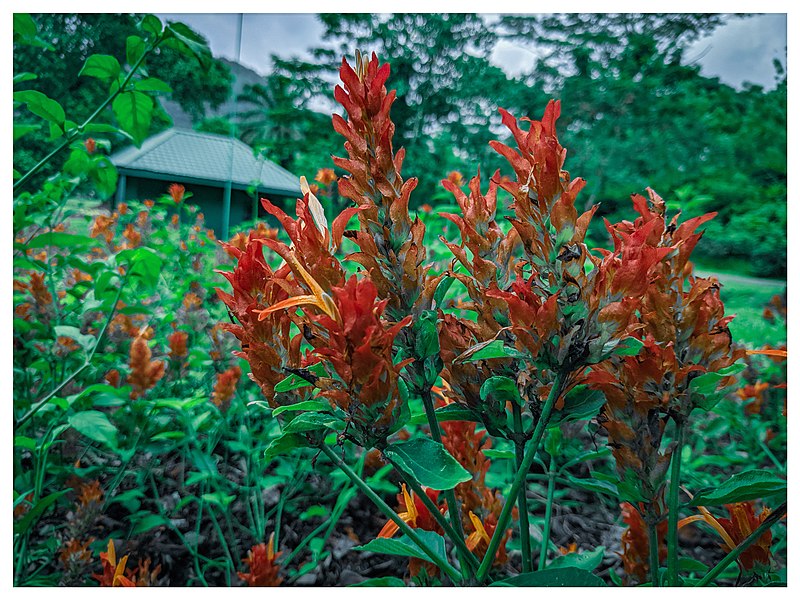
<box><xmin>218</xmin><ymin>53</ymin><xmax>778</xmax><ymax>587</ymax></box>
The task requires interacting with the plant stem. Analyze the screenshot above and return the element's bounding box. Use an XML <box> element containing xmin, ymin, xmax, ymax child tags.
<box><xmin>385</xmin><ymin>455</ymin><xmax>481</xmax><ymax>574</ymax></box>
<box><xmin>696</xmin><ymin>502</ymin><xmax>786</xmax><ymax>586</ymax></box>
<box><xmin>475</xmin><ymin>372</ymin><xmax>564</xmax><ymax>582</ymax></box>
<box><xmin>666</xmin><ymin>418</ymin><xmax>686</xmax><ymax>586</ymax></box>
<box><xmin>538</xmin><ymin>453</ymin><xmax>557</xmax><ymax>571</ymax></box>
<box><xmin>15</xmin><ymin>275</ymin><xmax>128</xmax><ymax>430</ymax></box>
<box><xmin>14</xmin><ymin>40</ymin><xmax>155</xmax><ymax>192</ymax></box>
<box><xmin>319</xmin><ymin>443</ymin><xmax>463</xmax><ymax>585</ymax></box>
<box><xmin>647</xmin><ymin>518</ymin><xmax>661</xmax><ymax>587</ymax></box>
<box><xmin>511</xmin><ymin>402</ymin><xmax>533</xmax><ymax>572</ymax></box>
<box><xmin>420</xmin><ymin>387</ymin><xmax>471</xmax><ymax>576</ymax></box>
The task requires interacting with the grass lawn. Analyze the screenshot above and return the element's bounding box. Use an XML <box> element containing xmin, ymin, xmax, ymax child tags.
<box><xmin>699</xmin><ymin>270</ymin><xmax>787</xmax><ymax>348</ymax></box>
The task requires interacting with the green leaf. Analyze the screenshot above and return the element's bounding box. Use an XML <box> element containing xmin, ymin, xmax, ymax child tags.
<box><xmin>68</xmin><ymin>410</ymin><xmax>118</xmax><ymax>449</ymax></box>
<box><xmin>413</xmin><ymin>310</ymin><xmax>440</xmax><ymax>359</ymax></box>
<box><xmin>482</xmin><ymin>448</ymin><xmax>516</xmax><ymax>460</ymax></box>
<box><xmin>456</xmin><ymin>339</ymin><xmax>524</xmax><ymax>363</ymax></box>
<box><xmin>690</xmin><ymin>363</ymin><xmax>746</xmax><ymax>410</ymax></box>
<box><xmin>14</xmin><ymin>490</ymin><xmax>70</xmax><ymax>536</ymax></box>
<box><xmin>282</xmin><ymin>412</ymin><xmax>343</xmax><ymax>434</ymax></box>
<box><xmin>201</xmin><ymin>492</ymin><xmax>236</xmax><ymax>508</ymax></box>
<box><xmin>140</xmin><ymin>14</ymin><xmax>163</xmax><ymax>38</ymax></box>
<box><xmin>491</xmin><ymin>566</ymin><xmax>606</xmax><ymax>586</ymax></box>
<box><xmin>112</xmin><ymin>90</ymin><xmax>153</xmax><ymax>146</ymax></box>
<box><xmin>274</xmin><ymin>363</ymin><xmax>326</xmax><ymax>392</ymax></box>
<box><xmin>481</xmin><ymin>375</ymin><xmax>521</xmax><ymax>406</ymax></box>
<box><xmin>384</xmin><ymin>437</ymin><xmax>471</xmax><ymax>490</ymax></box>
<box><xmin>133</xmin><ymin>77</ymin><xmax>172</xmax><ymax>93</ymax></box>
<box><xmin>409</xmin><ymin>403</ymin><xmax>479</xmax><ymax>425</ymax></box>
<box><xmin>13</xmin><ymin>90</ymin><xmax>66</xmax><ymax>128</ymax></box>
<box><xmin>613</xmin><ymin>337</ymin><xmax>644</xmax><ymax>357</ymax></box>
<box><xmin>263</xmin><ymin>432</ymin><xmax>311</xmax><ymax>462</ymax></box>
<box><xmin>13</xmin><ymin>72</ymin><xmax>38</xmax><ymax>85</ymax></box>
<box><xmin>26</xmin><ymin>232</ymin><xmax>100</xmax><ymax>250</ymax></box>
<box><xmin>13</xmin><ymin>13</ymin><xmax>37</xmax><ymax>40</ymax></box>
<box><xmin>90</xmin><ymin>157</ymin><xmax>118</xmax><ymax>198</ymax></box>
<box><xmin>551</xmin><ymin>385</ymin><xmax>606</xmax><ymax>424</ymax></box>
<box><xmin>79</xmin><ymin>54</ymin><xmax>121</xmax><ymax>81</ymax></box>
<box><xmin>163</xmin><ymin>22</ymin><xmax>212</xmax><ymax>69</ymax></box>
<box><xmin>547</xmin><ymin>546</ymin><xmax>605</xmax><ymax>572</ymax></box>
<box><xmin>271</xmin><ymin>399</ymin><xmax>331</xmax><ymax>416</ymax></box>
<box><xmin>130</xmin><ymin>512</ymin><xmax>171</xmax><ymax>535</ymax></box>
<box><xmin>14</xmin><ymin>436</ymin><xmax>36</xmax><ymax>451</ymax></box>
<box><xmin>14</xmin><ymin>123</ymin><xmax>40</xmax><ymax>141</ymax></box>
<box><xmin>433</xmin><ymin>275</ymin><xmax>455</xmax><ymax>309</ymax></box>
<box><xmin>117</xmin><ymin>247</ymin><xmax>163</xmax><ymax>289</ymax></box>
<box><xmin>350</xmin><ymin>577</ymin><xmax>406</xmax><ymax>587</ymax></box>
<box><xmin>353</xmin><ymin>530</ymin><xmax>447</xmax><ymax>564</ymax></box>
<box><xmin>565</xmin><ymin>474</ymin><xmax>619</xmax><ymax>498</ymax></box>
<box><xmin>126</xmin><ymin>35</ymin><xmax>146</xmax><ymax>65</ymax></box>
<box><xmin>690</xmin><ymin>469</ymin><xmax>786</xmax><ymax>506</ymax></box>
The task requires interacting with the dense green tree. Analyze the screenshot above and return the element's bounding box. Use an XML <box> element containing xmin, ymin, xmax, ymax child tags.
<box><xmin>14</xmin><ymin>14</ymin><xmax>233</xmax><ymax>188</ymax></box>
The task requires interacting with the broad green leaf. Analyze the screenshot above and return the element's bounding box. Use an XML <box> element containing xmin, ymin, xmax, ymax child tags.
<box><xmin>68</xmin><ymin>410</ymin><xmax>118</xmax><ymax>449</ymax></box>
<box><xmin>551</xmin><ymin>385</ymin><xmax>606</xmax><ymax>424</ymax></box>
<box><xmin>413</xmin><ymin>310</ymin><xmax>440</xmax><ymax>359</ymax></box>
<box><xmin>690</xmin><ymin>469</ymin><xmax>786</xmax><ymax>506</ymax></box>
<box><xmin>112</xmin><ymin>90</ymin><xmax>153</xmax><ymax>146</ymax></box>
<box><xmin>271</xmin><ymin>399</ymin><xmax>331</xmax><ymax>416</ymax></box>
<box><xmin>139</xmin><ymin>14</ymin><xmax>163</xmax><ymax>37</ymax></box>
<box><xmin>13</xmin><ymin>72</ymin><xmax>38</xmax><ymax>85</ymax></box>
<box><xmin>201</xmin><ymin>492</ymin><xmax>236</xmax><ymax>508</ymax></box>
<box><xmin>117</xmin><ymin>247</ymin><xmax>162</xmax><ymax>289</ymax></box>
<box><xmin>13</xmin><ymin>90</ymin><xmax>65</xmax><ymax>128</ymax></box>
<box><xmin>409</xmin><ymin>403</ymin><xmax>479</xmax><ymax>425</ymax></box>
<box><xmin>350</xmin><ymin>577</ymin><xmax>406</xmax><ymax>587</ymax></box>
<box><xmin>546</xmin><ymin>546</ymin><xmax>605</xmax><ymax>572</ymax></box>
<box><xmin>264</xmin><ymin>432</ymin><xmax>311</xmax><ymax>462</ymax></box>
<box><xmin>690</xmin><ymin>362</ymin><xmax>746</xmax><ymax>410</ymax></box>
<box><xmin>14</xmin><ymin>123</ymin><xmax>40</xmax><ymax>141</ymax></box>
<box><xmin>14</xmin><ymin>490</ymin><xmax>70</xmax><ymax>536</ymax></box>
<box><xmin>274</xmin><ymin>363</ymin><xmax>326</xmax><ymax>392</ymax></box>
<box><xmin>282</xmin><ymin>412</ymin><xmax>343</xmax><ymax>434</ymax></box>
<box><xmin>26</xmin><ymin>232</ymin><xmax>99</xmax><ymax>250</ymax></box>
<box><xmin>353</xmin><ymin>530</ymin><xmax>447</xmax><ymax>564</ymax></box>
<box><xmin>433</xmin><ymin>275</ymin><xmax>455</xmax><ymax>309</ymax></box>
<box><xmin>613</xmin><ymin>337</ymin><xmax>644</xmax><ymax>356</ymax></box>
<box><xmin>456</xmin><ymin>338</ymin><xmax>524</xmax><ymax>363</ymax></box>
<box><xmin>480</xmin><ymin>375</ymin><xmax>521</xmax><ymax>406</ymax></box>
<box><xmin>482</xmin><ymin>448</ymin><xmax>516</xmax><ymax>460</ymax></box>
<box><xmin>163</xmin><ymin>22</ymin><xmax>212</xmax><ymax>69</ymax></box>
<box><xmin>90</xmin><ymin>158</ymin><xmax>118</xmax><ymax>198</ymax></box>
<box><xmin>79</xmin><ymin>54</ymin><xmax>121</xmax><ymax>81</ymax></box>
<box><xmin>491</xmin><ymin>566</ymin><xmax>606</xmax><ymax>586</ymax></box>
<box><xmin>133</xmin><ymin>77</ymin><xmax>172</xmax><ymax>93</ymax></box>
<box><xmin>13</xmin><ymin>13</ymin><xmax>37</xmax><ymax>40</ymax></box>
<box><xmin>566</xmin><ymin>474</ymin><xmax>619</xmax><ymax>498</ymax></box>
<box><xmin>126</xmin><ymin>35</ymin><xmax>146</xmax><ymax>66</ymax></box>
<box><xmin>384</xmin><ymin>437</ymin><xmax>471</xmax><ymax>490</ymax></box>
<box><xmin>130</xmin><ymin>512</ymin><xmax>171</xmax><ymax>535</ymax></box>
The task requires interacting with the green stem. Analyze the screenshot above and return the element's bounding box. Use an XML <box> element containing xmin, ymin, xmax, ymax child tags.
<box><xmin>207</xmin><ymin>504</ymin><xmax>233</xmax><ymax>587</ymax></box>
<box><xmin>538</xmin><ymin>453</ymin><xmax>557</xmax><ymax>571</ymax></box>
<box><xmin>319</xmin><ymin>443</ymin><xmax>463</xmax><ymax>585</ymax></box>
<box><xmin>385</xmin><ymin>456</ymin><xmax>481</xmax><ymax>575</ymax></box>
<box><xmin>511</xmin><ymin>402</ymin><xmax>533</xmax><ymax>572</ymax></box>
<box><xmin>420</xmin><ymin>387</ymin><xmax>471</xmax><ymax>576</ymax></box>
<box><xmin>696</xmin><ymin>502</ymin><xmax>786</xmax><ymax>586</ymax></box>
<box><xmin>666</xmin><ymin>418</ymin><xmax>686</xmax><ymax>586</ymax></box>
<box><xmin>475</xmin><ymin>372</ymin><xmax>564</xmax><ymax>582</ymax></box>
<box><xmin>647</xmin><ymin>518</ymin><xmax>661</xmax><ymax>587</ymax></box>
<box><xmin>14</xmin><ymin>40</ymin><xmax>156</xmax><ymax>192</ymax></box>
<box><xmin>15</xmin><ymin>274</ymin><xmax>128</xmax><ymax>429</ymax></box>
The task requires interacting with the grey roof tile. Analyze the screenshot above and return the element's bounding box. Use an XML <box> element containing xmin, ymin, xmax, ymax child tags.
<box><xmin>110</xmin><ymin>128</ymin><xmax>300</xmax><ymax>195</ymax></box>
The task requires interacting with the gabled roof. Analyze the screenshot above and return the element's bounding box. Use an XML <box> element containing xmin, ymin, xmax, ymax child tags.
<box><xmin>110</xmin><ymin>128</ymin><xmax>300</xmax><ymax>197</ymax></box>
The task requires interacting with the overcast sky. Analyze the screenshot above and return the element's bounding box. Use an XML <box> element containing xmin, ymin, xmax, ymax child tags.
<box><xmin>156</xmin><ymin>13</ymin><xmax>787</xmax><ymax>90</ymax></box>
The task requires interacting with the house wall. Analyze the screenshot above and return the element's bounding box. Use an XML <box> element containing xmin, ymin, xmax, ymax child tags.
<box><xmin>118</xmin><ymin>176</ymin><xmax>293</xmax><ymax>234</ymax></box>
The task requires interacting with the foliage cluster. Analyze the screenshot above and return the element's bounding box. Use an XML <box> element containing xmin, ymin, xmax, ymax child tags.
<box><xmin>12</xmin><ymin>13</ymin><xmax>787</xmax><ymax>588</ymax></box>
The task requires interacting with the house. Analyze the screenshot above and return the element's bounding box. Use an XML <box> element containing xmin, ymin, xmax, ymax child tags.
<box><xmin>110</xmin><ymin>128</ymin><xmax>301</xmax><ymax>237</ymax></box>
